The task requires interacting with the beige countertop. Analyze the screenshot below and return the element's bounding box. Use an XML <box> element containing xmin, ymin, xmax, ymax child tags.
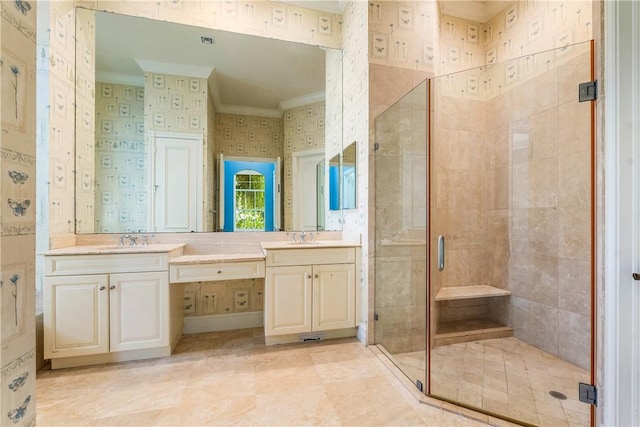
<box><xmin>170</xmin><ymin>253</ymin><xmax>265</xmax><ymax>265</ymax></box>
<box><xmin>260</xmin><ymin>240</ymin><xmax>360</xmax><ymax>250</ymax></box>
<box><xmin>42</xmin><ymin>240</ymin><xmax>359</xmax><ymax>259</ymax></box>
<box><xmin>42</xmin><ymin>243</ymin><xmax>186</xmax><ymax>256</ymax></box>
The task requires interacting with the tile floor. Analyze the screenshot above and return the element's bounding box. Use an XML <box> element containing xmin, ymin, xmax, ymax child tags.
<box><xmin>392</xmin><ymin>337</ymin><xmax>590</xmax><ymax>427</ymax></box>
<box><xmin>36</xmin><ymin>328</ymin><xmax>504</xmax><ymax>426</ymax></box>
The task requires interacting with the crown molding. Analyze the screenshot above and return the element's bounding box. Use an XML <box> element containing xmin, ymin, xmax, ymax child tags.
<box><xmin>95</xmin><ymin>71</ymin><xmax>144</xmax><ymax>87</ymax></box>
<box><xmin>279</xmin><ymin>90</ymin><xmax>325</xmax><ymax>110</ymax></box>
<box><xmin>135</xmin><ymin>59</ymin><xmax>214</xmax><ymax>79</ymax></box>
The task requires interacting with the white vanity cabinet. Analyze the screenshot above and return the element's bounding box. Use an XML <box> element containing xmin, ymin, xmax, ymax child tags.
<box><xmin>262</xmin><ymin>245</ymin><xmax>359</xmax><ymax>344</ymax></box>
<box><xmin>44</xmin><ymin>274</ymin><xmax>110</xmax><ymax>358</ymax></box>
<box><xmin>44</xmin><ymin>271</ymin><xmax>168</xmax><ymax>357</ymax></box>
<box><xmin>43</xmin><ymin>246</ymin><xmax>184</xmax><ymax>369</ymax></box>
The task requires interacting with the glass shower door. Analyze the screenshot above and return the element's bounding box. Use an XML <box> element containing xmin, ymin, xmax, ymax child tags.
<box><xmin>373</xmin><ymin>80</ymin><xmax>428</xmax><ymax>389</ymax></box>
<box><xmin>428</xmin><ymin>41</ymin><xmax>595</xmax><ymax>426</ymax></box>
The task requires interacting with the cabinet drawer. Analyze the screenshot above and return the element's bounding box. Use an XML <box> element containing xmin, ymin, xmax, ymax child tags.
<box><xmin>265</xmin><ymin>247</ymin><xmax>356</xmax><ymax>267</ymax></box>
<box><xmin>170</xmin><ymin>260</ymin><xmax>265</xmax><ymax>283</ymax></box>
<box><xmin>45</xmin><ymin>253</ymin><xmax>169</xmax><ymax>276</ymax></box>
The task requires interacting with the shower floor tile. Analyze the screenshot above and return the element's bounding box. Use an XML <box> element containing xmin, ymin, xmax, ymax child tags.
<box><xmin>391</xmin><ymin>337</ymin><xmax>590</xmax><ymax>426</ymax></box>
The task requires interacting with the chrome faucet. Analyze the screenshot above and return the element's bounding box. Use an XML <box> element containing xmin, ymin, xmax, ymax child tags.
<box><xmin>119</xmin><ymin>234</ymin><xmax>138</xmax><ymax>246</ymax></box>
<box><xmin>299</xmin><ymin>231</ymin><xmax>307</xmax><ymax>243</ymax></box>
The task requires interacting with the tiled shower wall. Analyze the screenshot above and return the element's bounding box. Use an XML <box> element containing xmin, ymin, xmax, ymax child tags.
<box><xmin>373</xmin><ymin>83</ymin><xmax>428</xmax><ymax>354</ymax></box>
<box><xmin>367</xmin><ymin>0</ymin><xmax>438</xmax><ymax>347</ymax></box>
<box><xmin>503</xmin><ymin>47</ymin><xmax>592</xmax><ymax>370</ymax></box>
<box><xmin>429</xmin><ymin>43</ymin><xmax>592</xmax><ymax>370</ymax></box>
<box><xmin>1</xmin><ymin>1</ymin><xmax>37</xmax><ymax>425</ymax></box>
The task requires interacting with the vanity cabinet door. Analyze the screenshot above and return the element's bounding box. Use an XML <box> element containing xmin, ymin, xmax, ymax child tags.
<box><xmin>265</xmin><ymin>265</ymin><xmax>312</xmax><ymax>336</ymax></box>
<box><xmin>109</xmin><ymin>271</ymin><xmax>169</xmax><ymax>352</ymax></box>
<box><xmin>312</xmin><ymin>264</ymin><xmax>356</xmax><ymax>331</ymax></box>
<box><xmin>44</xmin><ymin>275</ymin><xmax>109</xmax><ymax>358</ymax></box>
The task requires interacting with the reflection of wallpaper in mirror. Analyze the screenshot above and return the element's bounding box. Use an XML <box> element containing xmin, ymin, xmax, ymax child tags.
<box><xmin>144</xmin><ymin>73</ymin><xmax>209</xmax><ymax>134</ymax></box>
<box><xmin>283</xmin><ymin>101</ymin><xmax>325</xmax><ymax>230</ymax></box>
<box><xmin>215</xmin><ymin>113</ymin><xmax>283</xmax><ymax>158</ymax></box>
<box><xmin>94</xmin><ymin>82</ymin><xmax>147</xmax><ymax>233</ymax></box>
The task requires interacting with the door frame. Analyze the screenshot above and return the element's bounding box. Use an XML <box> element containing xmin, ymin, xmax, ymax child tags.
<box><xmin>221</xmin><ymin>155</ymin><xmax>280</xmax><ymax>232</ymax></box>
<box><xmin>292</xmin><ymin>148</ymin><xmax>324</xmax><ymax>231</ymax></box>
<box><xmin>602</xmin><ymin>1</ymin><xmax>640</xmax><ymax>425</ymax></box>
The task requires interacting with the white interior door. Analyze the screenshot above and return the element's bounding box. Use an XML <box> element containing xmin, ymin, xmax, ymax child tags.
<box><xmin>152</xmin><ymin>132</ymin><xmax>203</xmax><ymax>232</ymax></box>
<box><xmin>293</xmin><ymin>150</ymin><xmax>324</xmax><ymax>231</ymax></box>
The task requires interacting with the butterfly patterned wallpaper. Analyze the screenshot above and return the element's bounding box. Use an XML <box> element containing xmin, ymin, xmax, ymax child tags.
<box><xmin>184</xmin><ymin>278</ymin><xmax>264</xmax><ymax>319</ymax></box>
<box><xmin>337</xmin><ymin>0</ymin><xmax>369</xmax><ymax>338</ymax></box>
<box><xmin>1</xmin><ymin>0</ymin><xmax>37</xmax><ymax>425</ymax></box>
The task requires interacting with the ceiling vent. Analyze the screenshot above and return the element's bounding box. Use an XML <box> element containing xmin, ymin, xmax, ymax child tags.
<box><xmin>200</xmin><ymin>36</ymin><xmax>214</xmax><ymax>45</ymax></box>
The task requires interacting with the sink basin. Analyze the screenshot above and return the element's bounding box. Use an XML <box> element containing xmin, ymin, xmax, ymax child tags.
<box><xmin>260</xmin><ymin>240</ymin><xmax>359</xmax><ymax>251</ymax></box>
<box><xmin>98</xmin><ymin>245</ymin><xmax>142</xmax><ymax>251</ymax></box>
<box><xmin>285</xmin><ymin>241</ymin><xmax>324</xmax><ymax>245</ymax></box>
<box><xmin>93</xmin><ymin>243</ymin><xmax>180</xmax><ymax>253</ymax></box>
<box><xmin>44</xmin><ymin>243</ymin><xmax>186</xmax><ymax>256</ymax></box>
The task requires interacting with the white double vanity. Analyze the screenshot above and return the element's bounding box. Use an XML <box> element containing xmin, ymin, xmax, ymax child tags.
<box><xmin>42</xmin><ymin>236</ymin><xmax>360</xmax><ymax>369</ymax></box>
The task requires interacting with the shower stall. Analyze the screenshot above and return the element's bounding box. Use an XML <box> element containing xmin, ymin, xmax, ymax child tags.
<box><xmin>373</xmin><ymin>41</ymin><xmax>594</xmax><ymax>426</ymax></box>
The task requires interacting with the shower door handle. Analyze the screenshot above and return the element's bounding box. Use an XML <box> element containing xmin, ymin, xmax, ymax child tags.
<box><xmin>438</xmin><ymin>235</ymin><xmax>445</xmax><ymax>271</ymax></box>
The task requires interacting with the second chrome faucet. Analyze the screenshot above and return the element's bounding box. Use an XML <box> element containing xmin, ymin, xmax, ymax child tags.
<box><xmin>288</xmin><ymin>231</ymin><xmax>316</xmax><ymax>243</ymax></box>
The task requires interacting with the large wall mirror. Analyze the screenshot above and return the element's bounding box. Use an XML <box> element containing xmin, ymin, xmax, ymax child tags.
<box><xmin>74</xmin><ymin>8</ymin><xmax>343</xmax><ymax>234</ymax></box>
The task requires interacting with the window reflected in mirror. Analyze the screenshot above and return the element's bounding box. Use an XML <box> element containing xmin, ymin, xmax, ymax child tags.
<box><xmin>329</xmin><ymin>154</ymin><xmax>341</xmax><ymax>211</ymax></box>
<box><xmin>316</xmin><ymin>159</ymin><xmax>326</xmax><ymax>230</ymax></box>
<box><xmin>234</xmin><ymin>171</ymin><xmax>266</xmax><ymax>231</ymax></box>
<box><xmin>341</xmin><ymin>142</ymin><xmax>356</xmax><ymax>210</ymax></box>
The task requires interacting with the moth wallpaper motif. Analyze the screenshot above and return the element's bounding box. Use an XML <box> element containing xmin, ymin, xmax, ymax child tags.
<box><xmin>1</xmin><ymin>0</ymin><xmax>37</xmax><ymax>425</ymax></box>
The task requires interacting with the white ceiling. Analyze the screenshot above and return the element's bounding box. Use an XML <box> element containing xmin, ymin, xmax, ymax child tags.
<box><xmin>439</xmin><ymin>1</ymin><xmax>511</xmax><ymax>23</ymax></box>
<box><xmin>95</xmin><ymin>11</ymin><xmax>329</xmax><ymax>118</ymax></box>
<box><xmin>272</xmin><ymin>0</ymin><xmax>348</xmax><ymax>15</ymax></box>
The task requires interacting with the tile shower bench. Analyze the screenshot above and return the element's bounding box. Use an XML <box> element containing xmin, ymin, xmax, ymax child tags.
<box><xmin>434</xmin><ymin>284</ymin><xmax>512</xmax><ymax>347</ymax></box>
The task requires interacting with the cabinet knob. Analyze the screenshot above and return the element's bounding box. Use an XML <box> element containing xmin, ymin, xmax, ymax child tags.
<box><xmin>217</xmin><ymin>270</ymin><xmax>222</xmax><ymax>274</ymax></box>
<box><xmin>314</xmin><ymin>274</ymin><xmax>318</xmax><ymax>279</ymax></box>
<box><xmin>633</xmin><ymin>273</ymin><xmax>640</xmax><ymax>281</ymax></box>
<box><xmin>307</xmin><ymin>274</ymin><xmax>312</xmax><ymax>279</ymax></box>
<box><xmin>99</xmin><ymin>286</ymin><xmax>106</xmax><ymax>291</ymax></box>
<box><xmin>110</xmin><ymin>285</ymin><xmax>116</xmax><ymax>290</ymax></box>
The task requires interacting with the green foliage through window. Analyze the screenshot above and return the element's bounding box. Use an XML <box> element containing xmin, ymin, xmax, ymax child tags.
<box><xmin>235</xmin><ymin>172</ymin><xmax>266</xmax><ymax>231</ymax></box>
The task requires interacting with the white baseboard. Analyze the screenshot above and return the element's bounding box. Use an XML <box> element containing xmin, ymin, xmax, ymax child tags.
<box><xmin>183</xmin><ymin>311</ymin><xmax>263</xmax><ymax>334</ymax></box>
